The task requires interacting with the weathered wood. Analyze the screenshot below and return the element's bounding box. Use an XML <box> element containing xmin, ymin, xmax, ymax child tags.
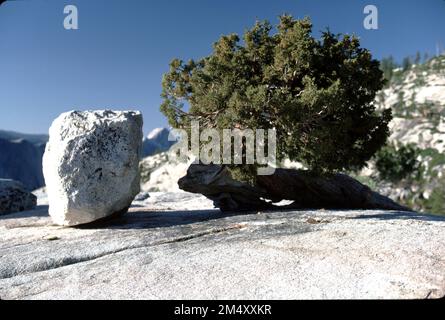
<box><xmin>178</xmin><ymin>164</ymin><xmax>411</xmax><ymax>212</ymax></box>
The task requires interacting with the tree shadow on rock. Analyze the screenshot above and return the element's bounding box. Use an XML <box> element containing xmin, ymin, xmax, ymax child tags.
<box><xmin>76</xmin><ymin>207</ymin><xmax>234</xmax><ymax>230</ymax></box>
<box><xmin>0</xmin><ymin>205</ymin><xmax>49</xmax><ymax>220</ymax></box>
<box><xmin>350</xmin><ymin>210</ymin><xmax>445</xmax><ymax>222</ymax></box>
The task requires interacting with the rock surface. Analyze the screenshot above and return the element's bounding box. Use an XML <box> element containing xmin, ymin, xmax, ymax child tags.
<box><xmin>0</xmin><ymin>179</ymin><xmax>36</xmax><ymax>215</ymax></box>
<box><xmin>0</xmin><ymin>192</ymin><xmax>444</xmax><ymax>300</ymax></box>
<box><xmin>42</xmin><ymin>110</ymin><xmax>143</xmax><ymax>226</ymax></box>
<box><xmin>179</xmin><ymin>164</ymin><xmax>410</xmax><ymax>212</ymax></box>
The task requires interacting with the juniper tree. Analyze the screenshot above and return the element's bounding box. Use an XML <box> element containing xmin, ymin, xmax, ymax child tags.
<box><xmin>160</xmin><ymin>15</ymin><xmax>391</xmax><ymax>179</ymax></box>
<box><xmin>375</xmin><ymin>143</ymin><xmax>421</xmax><ymax>183</ymax></box>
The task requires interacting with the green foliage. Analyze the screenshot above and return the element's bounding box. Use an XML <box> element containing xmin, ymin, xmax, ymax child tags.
<box><xmin>379</xmin><ymin>53</ymin><xmax>442</xmax><ymax>85</ymax></box>
<box><xmin>423</xmin><ymin>181</ymin><xmax>445</xmax><ymax>215</ymax></box>
<box><xmin>350</xmin><ymin>174</ymin><xmax>379</xmax><ymax>191</ymax></box>
<box><xmin>160</xmin><ymin>16</ymin><xmax>391</xmax><ymax>176</ymax></box>
<box><xmin>402</xmin><ymin>56</ymin><xmax>412</xmax><ymax>71</ymax></box>
<box><xmin>414</xmin><ymin>51</ymin><xmax>421</xmax><ymax>65</ymax></box>
<box><xmin>380</xmin><ymin>56</ymin><xmax>397</xmax><ymax>83</ymax></box>
<box><xmin>375</xmin><ymin>143</ymin><xmax>421</xmax><ymax>183</ymax></box>
<box><xmin>419</xmin><ymin>148</ymin><xmax>445</xmax><ymax>176</ymax></box>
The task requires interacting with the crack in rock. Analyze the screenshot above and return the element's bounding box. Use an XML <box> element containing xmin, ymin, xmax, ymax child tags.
<box><xmin>0</xmin><ymin>224</ymin><xmax>245</xmax><ymax>280</ymax></box>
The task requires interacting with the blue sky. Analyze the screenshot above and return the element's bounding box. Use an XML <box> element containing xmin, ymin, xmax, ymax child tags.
<box><xmin>0</xmin><ymin>0</ymin><xmax>444</xmax><ymax>135</ymax></box>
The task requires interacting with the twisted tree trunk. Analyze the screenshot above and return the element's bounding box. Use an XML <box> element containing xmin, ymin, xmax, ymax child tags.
<box><xmin>178</xmin><ymin>164</ymin><xmax>411</xmax><ymax>212</ymax></box>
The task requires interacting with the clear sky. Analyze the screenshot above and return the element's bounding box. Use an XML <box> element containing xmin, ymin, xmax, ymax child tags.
<box><xmin>0</xmin><ymin>0</ymin><xmax>444</xmax><ymax>135</ymax></box>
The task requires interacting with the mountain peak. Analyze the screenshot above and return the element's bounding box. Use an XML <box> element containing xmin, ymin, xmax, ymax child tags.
<box><xmin>142</xmin><ymin>128</ymin><xmax>175</xmax><ymax>157</ymax></box>
<box><xmin>146</xmin><ymin>127</ymin><xmax>169</xmax><ymax>140</ymax></box>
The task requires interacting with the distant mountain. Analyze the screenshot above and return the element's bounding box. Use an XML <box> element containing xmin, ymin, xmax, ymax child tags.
<box><xmin>0</xmin><ymin>132</ymin><xmax>47</xmax><ymax>191</ymax></box>
<box><xmin>0</xmin><ymin>130</ymin><xmax>48</xmax><ymax>146</ymax></box>
<box><xmin>355</xmin><ymin>55</ymin><xmax>445</xmax><ymax>214</ymax></box>
<box><xmin>142</xmin><ymin>127</ymin><xmax>176</xmax><ymax>157</ymax></box>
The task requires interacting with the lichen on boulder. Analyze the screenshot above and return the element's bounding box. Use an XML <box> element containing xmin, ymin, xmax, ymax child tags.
<box><xmin>43</xmin><ymin>110</ymin><xmax>143</xmax><ymax>226</ymax></box>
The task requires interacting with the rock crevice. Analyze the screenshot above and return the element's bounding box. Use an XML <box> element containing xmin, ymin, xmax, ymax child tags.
<box><xmin>0</xmin><ymin>198</ymin><xmax>444</xmax><ymax>299</ymax></box>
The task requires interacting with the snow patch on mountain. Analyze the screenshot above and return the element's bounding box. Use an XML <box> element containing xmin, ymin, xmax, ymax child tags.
<box><xmin>142</xmin><ymin>127</ymin><xmax>177</xmax><ymax>157</ymax></box>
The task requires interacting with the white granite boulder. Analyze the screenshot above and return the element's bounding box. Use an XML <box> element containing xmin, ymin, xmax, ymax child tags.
<box><xmin>43</xmin><ymin>110</ymin><xmax>143</xmax><ymax>226</ymax></box>
<box><xmin>0</xmin><ymin>179</ymin><xmax>37</xmax><ymax>215</ymax></box>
